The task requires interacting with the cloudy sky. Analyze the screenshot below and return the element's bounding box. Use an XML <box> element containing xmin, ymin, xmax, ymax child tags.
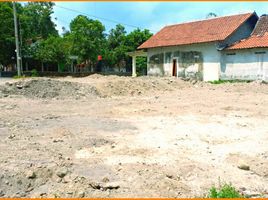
<box><xmin>52</xmin><ymin>2</ymin><xmax>268</xmax><ymax>35</ymax></box>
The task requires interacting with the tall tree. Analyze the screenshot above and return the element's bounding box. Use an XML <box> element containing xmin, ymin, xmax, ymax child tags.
<box><xmin>69</xmin><ymin>15</ymin><xmax>106</xmax><ymax>63</ymax></box>
<box><xmin>20</xmin><ymin>2</ymin><xmax>58</xmax><ymax>41</ymax></box>
<box><xmin>105</xmin><ymin>24</ymin><xmax>128</xmax><ymax>67</ymax></box>
<box><xmin>19</xmin><ymin>2</ymin><xmax>58</xmax><ymax>61</ymax></box>
<box><xmin>124</xmin><ymin>28</ymin><xmax>152</xmax><ymax>51</ymax></box>
<box><xmin>0</xmin><ymin>2</ymin><xmax>17</xmax><ymax>65</ymax></box>
<box><xmin>34</xmin><ymin>36</ymin><xmax>66</xmax><ymax>63</ymax></box>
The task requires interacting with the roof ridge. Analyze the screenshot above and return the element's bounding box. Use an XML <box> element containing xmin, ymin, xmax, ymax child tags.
<box><xmin>164</xmin><ymin>12</ymin><xmax>253</xmax><ymax>28</ymax></box>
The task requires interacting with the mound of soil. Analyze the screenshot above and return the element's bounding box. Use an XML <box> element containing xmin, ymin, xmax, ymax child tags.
<box><xmin>89</xmin><ymin>76</ymin><xmax>192</xmax><ymax>97</ymax></box>
<box><xmin>0</xmin><ymin>78</ymin><xmax>99</xmax><ymax>99</ymax></box>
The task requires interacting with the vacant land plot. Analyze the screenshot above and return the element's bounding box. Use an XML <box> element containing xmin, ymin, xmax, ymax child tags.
<box><xmin>0</xmin><ymin>75</ymin><xmax>267</xmax><ymax>198</ymax></box>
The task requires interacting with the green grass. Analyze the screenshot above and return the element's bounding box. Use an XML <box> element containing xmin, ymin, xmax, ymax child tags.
<box><xmin>13</xmin><ymin>75</ymin><xmax>28</xmax><ymax>79</ymax></box>
<box><xmin>209</xmin><ymin>79</ymin><xmax>251</xmax><ymax>84</ymax></box>
<box><xmin>207</xmin><ymin>183</ymin><xmax>242</xmax><ymax>198</ymax></box>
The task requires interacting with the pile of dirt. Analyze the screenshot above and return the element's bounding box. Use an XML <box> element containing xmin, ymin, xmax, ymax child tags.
<box><xmin>0</xmin><ymin>75</ymin><xmax>202</xmax><ymax>99</ymax></box>
<box><xmin>91</xmin><ymin>76</ymin><xmax>192</xmax><ymax>97</ymax></box>
<box><xmin>0</xmin><ymin>78</ymin><xmax>99</xmax><ymax>99</ymax></box>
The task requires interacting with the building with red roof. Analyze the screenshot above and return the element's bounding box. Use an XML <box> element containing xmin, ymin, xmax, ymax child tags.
<box><xmin>129</xmin><ymin>12</ymin><xmax>268</xmax><ymax>81</ymax></box>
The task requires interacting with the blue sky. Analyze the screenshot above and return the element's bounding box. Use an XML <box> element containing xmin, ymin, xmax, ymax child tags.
<box><xmin>52</xmin><ymin>2</ymin><xmax>268</xmax><ymax>35</ymax></box>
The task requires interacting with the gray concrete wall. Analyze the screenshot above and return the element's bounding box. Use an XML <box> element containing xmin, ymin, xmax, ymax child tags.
<box><xmin>147</xmin><ymin>43</ymin><xmax>221</xmax><ymax>81</ymax></box>
<box><xmin>221</xmin><ymin>48</ymin><xmax>268</xmax><ymax>81</ymax></box>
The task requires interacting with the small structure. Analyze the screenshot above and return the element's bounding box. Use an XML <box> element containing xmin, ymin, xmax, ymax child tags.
<box><xmin>127</xmin><ymin>50</ymin><xmax>147</xmax><ymax>77</ymax></box>
<box><xmin>135</xmin><ymin>12</ymin><xmax>268</xmax><ymax>81</ymax></box>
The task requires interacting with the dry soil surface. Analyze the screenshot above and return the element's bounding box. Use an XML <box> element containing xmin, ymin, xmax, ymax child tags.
<box><xmin>0</xmin><ymin>75</ymin><xmax>267</xmax><ymax>198</ymax></box>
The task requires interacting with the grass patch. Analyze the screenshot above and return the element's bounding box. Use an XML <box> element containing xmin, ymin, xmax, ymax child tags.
<box><xmin>13</xmin><ymin>69</ymin><xmax>39</xmax><ymax>79</ymax></box>
<box><xmin>209</xmin><ymin>80</ymin><xmax>251</xmax><ymax>84</ymax></box>
<box><xmin>13</xmin><ymin>75</ymin><xmax>28</xmax><ymax>79</ymax></box>
<box><xmin>207</xmin><ymin>183</ymin><xmax>242</xmax><ymax>198</ymax></box>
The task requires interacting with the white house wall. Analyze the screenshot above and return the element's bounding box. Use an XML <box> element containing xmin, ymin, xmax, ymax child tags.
<box><xmin>221</xmin><ymin>48</ymin><xmax>268</xmax><ymax>81</ymax></box>
<box><xmin>147</xmin><ymin>42</ymin><xmax>221</xmax><ymax>81</ymax></box>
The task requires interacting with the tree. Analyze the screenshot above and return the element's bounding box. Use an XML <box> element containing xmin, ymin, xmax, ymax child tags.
<box><xmin>124</xmin><ymin>28</ymin><xmax>152</xmax><ymax>51</ymax></box>
<box><xmin>0</xmin><ymin>2</ymin><xmax>16</xmax><ymax>65</ymax></box>
<box><xmin>19</xmin><ymin>2</ymin><xmax>58</xmax><ymax>61</ymax></box>
<box><xmin>20</xmin><ymin>2</ymin><xmax>58</xmax><ymax>41</ymax></box>
<box><xmin>69</xmin><ymin>15</ymin><xmax>106</xmax><ymax>64</ymax></box>
<box><xmin>108</xmin><ymin>24</ymin><xmax>126</xmax><ymax>49</ymax></box>
<box><xmin>104</xmin><ymin>25</ymin><xmax>152</xmax><ymax>72</ymax></box>
<box><xmin>105</xmin><ymin>24</ymin><xmax>128</xmax><ymax>67</ymax></box>
<box><xmin>34</xmin><ymin>36</ymin><xmax>66</xmax><ymax>64</ymax></box>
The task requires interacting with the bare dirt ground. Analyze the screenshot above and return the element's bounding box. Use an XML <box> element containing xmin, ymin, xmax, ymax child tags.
<box><xmin>0</xmin><ymin>75</ymin><xmax>267</xmax><ymax>198</ymax></box>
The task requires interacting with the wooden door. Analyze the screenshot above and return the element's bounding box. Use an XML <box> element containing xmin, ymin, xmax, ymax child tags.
<box><xmin>172</xmin><ymin>59</ymin><xmax>177</xmax><ymax>76</ymax></box>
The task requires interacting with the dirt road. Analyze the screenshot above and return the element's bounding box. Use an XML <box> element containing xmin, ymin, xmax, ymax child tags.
<box><xmin>0</xmin><ymin>75</ymin><xmax>267</xmax><ymax>197</ymax></box>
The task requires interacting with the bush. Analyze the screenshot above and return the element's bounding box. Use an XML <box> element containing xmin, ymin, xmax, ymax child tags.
<box><xmin>31</xmin><ymin>69</ymin><xmax>38</xmax><ymax>77</ymax></box>
<box><xmin>208</xmin><ymin>183</ymin><xmax>242</xmax><ymax>198</ymax></box>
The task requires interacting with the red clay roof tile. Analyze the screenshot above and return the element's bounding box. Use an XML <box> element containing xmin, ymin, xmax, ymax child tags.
<box><xmin>227</xmin><ymin>15</ymin><xmax>268</xmax><ymax>50</ymax></box>
<box><xmin>138</xmin><ymin>13</ymin><xmax>254</xmax><ymax>49</ymax></box>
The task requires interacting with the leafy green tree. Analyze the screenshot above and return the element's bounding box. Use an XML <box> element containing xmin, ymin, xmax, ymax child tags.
<box><xmin>124</xmin><ymin>28</ymin><xmax>152</xmax><ymax>51</ymax></box>
<box><xmin>34</xmin><ymin>36</ymin><xmax>65</xmax><ymax>63</ymax></box>
<box><xmin>20</xmin><ymin>2</ymin><xmax>58</xmax><ymax>41</ymax></box>
<box><xmin>20</xmin><ymin>2</ymin><xmax>58</xmax><ymax>60</ymax></box>
<box><xmin>0</xmin><ymin>2</ymin><xmax>16</xmax><ymax>65</ymax></box>
<box><xmin>105</xmin><ymin>24</ymin><xmax>128</xmax><ymax>67</ymax></box>
<box><xmin>104</xmin><ymin>25</ymin><xmax>152</xmax><ymax>72</ymax></box>
<box><xmin>69</xmin><ymin>15</ymin><xmax>106</xmax><ymax>64</ymax></box>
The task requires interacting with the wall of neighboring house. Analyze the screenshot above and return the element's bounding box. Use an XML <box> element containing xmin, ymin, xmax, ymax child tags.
<box><xmin>147</xmin><ymin>42</ymin><xmax>221</xmax><ymax>81</ymax></box>
<box><xmin>220</xmin><ymin>48</ymin><xmax>268</xmax><ymax>81</ymax></box>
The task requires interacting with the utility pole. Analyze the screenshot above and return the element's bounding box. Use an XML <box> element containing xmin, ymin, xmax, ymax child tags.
<box><xmin>13</xmin><ymin>1</ymin><xmax>21</xmax><ymax>76</ymax></box>
<box><xmin>19</xmin><ymin>18</ymin><xmax>23</xmax><ymax>72</ymax></box>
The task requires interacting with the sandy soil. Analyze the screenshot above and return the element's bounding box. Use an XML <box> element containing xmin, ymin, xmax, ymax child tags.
<box><xmin>0</xmin><ymin>75</ymin><xmax>267</xmax><ymax>198</ymax></box>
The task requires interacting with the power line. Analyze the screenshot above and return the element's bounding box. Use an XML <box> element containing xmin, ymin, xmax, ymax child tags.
<box><xmin>55</xmin><ymin>4</ymin><xmax>155</xmax><ymax>32</ymax></box>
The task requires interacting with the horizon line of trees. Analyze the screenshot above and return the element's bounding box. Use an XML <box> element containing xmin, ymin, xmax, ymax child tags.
<box><xmin>0</xmin><ymin>2</ymin><xmax>152</xmax><ymax>73</ymax></box>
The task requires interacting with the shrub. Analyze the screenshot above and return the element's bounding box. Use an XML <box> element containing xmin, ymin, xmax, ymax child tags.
<box><xmin>31</xmin><ymin>69</ymin><xmax>38</xmax><ymax>77</ymax></box>
<box><xmin>207</xmin><ymin>183</ymin><xmax>242</xmax><ymax>198</ymax></box>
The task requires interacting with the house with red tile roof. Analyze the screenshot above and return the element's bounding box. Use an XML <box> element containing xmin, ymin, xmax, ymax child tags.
<box><xmin>130</xmin><ymin>12</ymin><xmax>268</xmax><ymax>81</ymax></box>
<box><xmin>222</xmin><ymin>15</ymin><xmax>268</xmax><ymax>81</ymax></box>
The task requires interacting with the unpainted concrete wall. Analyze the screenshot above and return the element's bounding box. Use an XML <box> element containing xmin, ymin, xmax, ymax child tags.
<box><xmin>147</xmin><ymin>43</ymin><xmax>221</xmax><ymax>81</ymax></box>
<box><xmin>221</xmin><ymin>48</ymin><xmax>268</xmax><ymax>81</ymax></box>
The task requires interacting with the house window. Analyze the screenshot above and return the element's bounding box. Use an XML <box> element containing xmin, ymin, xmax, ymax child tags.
<box><xmin>255</xmin><ymin>51</ymin><xmax>266</xmax><ymax>54</ymax></box>
<box><xmin>226</xmin><ymin>53</ymin><xmax>236</xmax><ymax>56</ymax></box>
